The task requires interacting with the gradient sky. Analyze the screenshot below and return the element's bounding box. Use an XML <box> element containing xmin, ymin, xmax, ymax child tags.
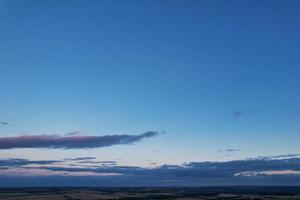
<box><xmin>0</xmin><ymin>0</ymin><xmax>300</xmax><ymax>186</ymax></box>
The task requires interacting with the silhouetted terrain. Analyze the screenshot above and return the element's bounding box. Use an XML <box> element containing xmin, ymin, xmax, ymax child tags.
<box><xmin>1</xmin><ymin>187</ymin><xmax>300</xmax><ymax>200</ymax></box>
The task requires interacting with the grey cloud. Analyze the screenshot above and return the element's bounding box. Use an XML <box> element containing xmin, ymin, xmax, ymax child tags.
<box><xmin>78</xmin><ymin>160</ymin><xmax>118</xmax><ymax>166</ymax></box>
<box><xmin>2</xmin><ymin>157</ymin><xmax>300</xmax><ymax>186</ymax></box>
<box><xmin>64</xmin><ymin>157</ymin><xmax>96</xmax><ymax>161</ymax></box>
<box><xmin>232</xmin><ymin>110</ymin><xmax>253</xmax><ymax>118</ymax></box>
<box><xmin>27</xmin><ymin>157</ymin><xmax>300</xmax><ymax>178</ymax></box>
<box><xmin>149</xmin><ymin>162</ymin><xmax>158</xmax><ymax>165</ymax></box>
<box><xmin>232</xmin><ymin>110</ymin><xmax>245</xmax><ymax>117</ymax></box>
<box><xmin>0</xmin><ymin>121</ymin><xmax>9</xmax><ymax>126</ymax></box>
<box><xmin>0</xmin><ymin>158</ymin><xmax>60</xmax><ymax>168</ymax></box>
<box><xmin>0</xmin><ymin>131</ymin><xmax>160</xmax><ymax>149</ymax></box>
<box><xmin>66</xmin><ymin>131</ymin><xmax>81</xmax><ymax>136</ymax></box>
<box><xmin>220</xmin><ymin>148</ymin><xmax>241</xmax><ymax>152</ymax></box>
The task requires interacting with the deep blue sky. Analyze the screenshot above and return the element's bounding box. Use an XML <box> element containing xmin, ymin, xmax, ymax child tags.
<box><xmin>0</xmin><ymin>0</ymin><xmax>300</xmax><ymax>185</ymax></box>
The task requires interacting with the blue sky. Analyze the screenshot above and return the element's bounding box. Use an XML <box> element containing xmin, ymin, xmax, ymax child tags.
<box><xmin>0</xmin><ymin>0</ymin><xmax>300</xmax><ymax>186</ymax></box>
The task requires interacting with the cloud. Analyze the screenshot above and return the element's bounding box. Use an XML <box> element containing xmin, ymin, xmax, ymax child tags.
<box><xmin>235</xmin><ymin>170</ymin><xmax>300</xmax><ymax>177</ymax></box>
<box><xmin>0</xmin><ymin>158</ymin><xmax>60</xmax><ymax>168</ymax></box>
<box><xmin>78</xmin><ymin>161</ymin><xmax>118</xmax><ymax>166</ymax></box>
<box><xmin>64</xmin><ymin>157</ymin><xmax>96</xmax><ymax>161</ymax></box>
<box><xmin>149</xmin><ymin>162</ymin><xmax>158</xmax><ymax>165</ymax></box>
<box><xmin>66</xmin><ymin>131</ymin><xmax>81</xmax><ymax>136</ymax></box>
<box><xmin>0</xmin><ymin>121</ymin><xmax>9</xmax><ymax>126</ymax></box>
<box><xmin>0</xmin><ymin>131</ymin><xmax>160</xmax><ymax>150</ymax></box>
<box><xmin>26</xmin><ymin>157</ymin><xmax>300</xmax><ymax>178</ymax></box>
<box><xmin>220</xmin><ymin>148</ymin><xmax>241</xmax><ymax>152</ymax></box>
<box><xmin>2</xmin><ymin>156</ymin><xmax>300</xmax><ymax>186</ymax></box>
<box><xmin>255</xmin><ymin>154</ymin><xmax>300</xmax><ymax>160</ymax></box>
<box><xmin>232</xmin><ymin>110</ymin><xmax>253</xmax><ymax>118</ymax></box>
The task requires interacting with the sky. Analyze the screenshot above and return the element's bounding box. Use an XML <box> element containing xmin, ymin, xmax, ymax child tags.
<box><xmin>1</xmin><ymin>0</ymin><xmax>300</xmax><ymax>186</ymax></box>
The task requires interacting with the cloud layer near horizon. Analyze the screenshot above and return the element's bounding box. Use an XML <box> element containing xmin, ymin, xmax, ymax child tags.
<box><xmin>0</xmin><ymin>131</ymin><xmax>160</xmax><ymax>149</ymax></box>
<box><xmin>1</xmin><ymin>156</ymin><xmax>300</xmax><ymax>186</ymax></box>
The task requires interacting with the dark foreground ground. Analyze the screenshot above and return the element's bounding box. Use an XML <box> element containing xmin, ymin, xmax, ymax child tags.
<box><xmin>1</xmin><ymin>187</ymin><xmax>300</xmax><ymax>200</ymax></box>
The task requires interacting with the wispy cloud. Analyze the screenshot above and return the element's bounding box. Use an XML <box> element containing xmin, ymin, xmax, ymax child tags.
<box><xmin>64</xmin><ymin>157</ymin><xmax>96</xmax><ymax>161</ymax></box>
<box><xmin>220</xmin><ymin>148</ymin><xmax>241</xmax><ymax>152</ymax></box>
<box><xmin>66</xmin><ymin>131</ymin><xmax>81</xmax><ymax>136</ymax></box>
<box><xmin>232</xmin><ymin>110</ymin><xmax>254</xmax><ymax>118</ymax></box>
<box><xmin>0</xmin><ymin>131</ymin><xmax>161</xmax><ymax>149</ymax></box>
<box><xmin>235</xmin><ymin>170</ymin><xmax>300</xmax><ymax>177</ymax></box>
<box><xmin>0</xmin><ymin>158</ymin><xmax>60</xmax><ymax>167</ymax></box>
<box><xmin>64</xmin><ymin>158</ymin><xmax>118</xmax><ymax>166</ymax></box>
<box><xmin>0</xmin><ymin>121</ymin><xmax>9</xmax><ymax>126</ymax></box>
<box><xmin>254</xmin><ymin>154</ymin><xmax>300</xmax><ymax>160</ymax></box>
<box><xmin>78</xmin><ymin>160</ymin><xmax>118</xmax><ymax>166</ymax></box>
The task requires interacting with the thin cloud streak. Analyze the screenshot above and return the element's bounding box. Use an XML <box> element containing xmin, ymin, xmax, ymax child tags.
<box><xmin>0</xmin><ymin>121</ymin><xmax>9</xmax><ymax>126</ymax></box>
<box><xmin>254</xmin><ymin>154</ymin><xmax>300</xmax><ymax>160</ymax></box>
<box><xmin>64</xmin><ymin>157</ymin><xmax>96</xmax><ymax>161</ymax></box>
<box><xmin>235</xmin><ymin>170</ymin><xmax>300</xmax><ymax>177</ymax></box>
<box><xmin>0</xmin><ymin>131</ymin><xmax>160</xmax><ymax>149</ymax></box>
<box><xmin>232</xmin><ymin>110</ymin><xmax>254</xmax><ymax>118</ymax></box>
<box><xmin>220</xmin><ymin>148</ymin><xmax>241</xmax><ymax>152</ymax></box>
<box><xmin>0</xmin><ymin>158</ymin><xmax>60</xmax><ymax>167</ymax></box>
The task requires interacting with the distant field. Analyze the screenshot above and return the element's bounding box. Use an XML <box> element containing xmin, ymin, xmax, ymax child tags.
<box><xmin>1</xmin><ymin>187</ymin><xmax>300</xmax><ymax>200</ymax></box>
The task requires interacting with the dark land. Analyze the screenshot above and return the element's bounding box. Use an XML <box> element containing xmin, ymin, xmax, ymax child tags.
<box><xmin>1</xmin><ymin>187</ymin><xmax>300</xmax><ymax>200</ymax></box>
